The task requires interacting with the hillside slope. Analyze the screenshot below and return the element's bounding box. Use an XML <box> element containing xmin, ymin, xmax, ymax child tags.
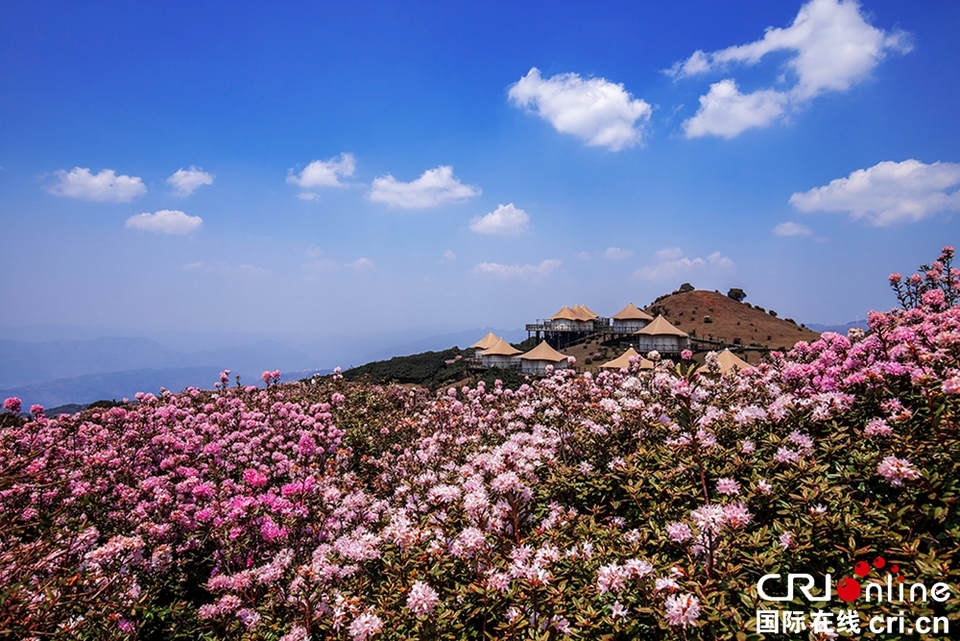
<box><xmin>644</xmin><ymin>289</ymin><xmax>820</xmax><ymax>353</ymax></box>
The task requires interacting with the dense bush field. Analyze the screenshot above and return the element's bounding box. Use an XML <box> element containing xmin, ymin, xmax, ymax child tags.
<box><xmin>2</xmin><ymin>250</ymin><xmax>959</xmax><ymax>640</ymax></box>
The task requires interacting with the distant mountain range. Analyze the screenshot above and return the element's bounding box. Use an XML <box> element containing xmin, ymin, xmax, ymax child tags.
<box><xmin>0</xmin><ymin>337</ymin><xmax>315</xmax><ymax>389</ymax></box>
<box><xmin>806</xmin><ymin>320</ymin><xmax>869</xmax><ymax>333</ymax></box>
<box><xmin>0</xmin><ymin>328</ymin><xmax>523</xmax><ymax>408</ymax></box>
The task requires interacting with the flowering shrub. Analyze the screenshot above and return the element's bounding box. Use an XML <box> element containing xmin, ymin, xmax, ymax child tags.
<box><xmin>2</xmin><ymin>251</ymin><xmax>960</xmax><ymax>639</ymax></box>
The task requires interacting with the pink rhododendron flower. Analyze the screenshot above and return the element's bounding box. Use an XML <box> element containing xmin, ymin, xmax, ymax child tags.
<box><xmin>666</xmin><ymin>521</ymin><xmax>692</xmax><ymax>543</ymax></box>
<box><xmin>3</xmin><ymin>397</ymin><xmax>21</xmax><ymax>414</ymax></box>
<box><xmin>864</xmin><ymin>418</ymin><xmax>893</xmax><ymax>437</ymax></box>
<box><xmin>664</xmin><ymin>593</ymin><xmax>700</xmax><ymax>628</ymax></box>
<box><xmin>943</xmin><ymin>376</ymin><xmax>960</xmax><ymax>395</ymax></box>
<box><xmin>349</xmin><ymin>612</ymin><xmax>383</xmax><ymax>641</ymax></box>
<box><xmin>877</xmin><ymin>455</ymin><xmax>921</xmax><ymax>487</ymax></box>
<box><xmin>406</xmin><ymin>580</ymin><xmax>439</xmax><ymax>617</ymax></box>
<box><xmin>722</xmin><ymin>502</ymin><xmax>752</xmax><ymax>529</ymax></box>
<box><xmin>716</xmin><ymin>478</ymin><xmax>740</xmax><ymax>496</ymax></box>
<box><xmin>610</xmin><ymin>601</ymin><xmax>629</xmax><ymax>619</ymax></box>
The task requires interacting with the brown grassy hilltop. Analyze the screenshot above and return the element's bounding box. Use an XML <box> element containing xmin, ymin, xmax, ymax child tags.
<box><xmin>643</xmin><ymin>289</ymin><xmax>820</xmax><ymax>352</ymax></box>
<box><xmin>565</xmin><ymin>290</ymin><xmax>822</xmax><ymax>370</ymax></box>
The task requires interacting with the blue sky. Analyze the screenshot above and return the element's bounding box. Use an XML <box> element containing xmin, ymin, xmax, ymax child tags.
<box><xmin>2</xmin><ymin>0</ymin><xmax>959</xmax><ymax>351</ymax></box>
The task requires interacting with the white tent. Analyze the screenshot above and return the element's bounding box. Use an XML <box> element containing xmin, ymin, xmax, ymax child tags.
<box><xmin>478</xmin><ymin>338</ymin><xmax>522</xmax><ymax>368</ymax></box>
<box><xmin>599</xmin><ymin>346</ymin><xmax>654</xmax><ymax>370</ymax></box>
<box><xmin>611</xmin><ymin>303</ymin><xmax>653</xmax><ymax>333</ymax></box>
<box><xmin>698</xmin><ymin>349</ymin><xmax>752</xmax><ymax>374</ymax></box>
<box><xmin>519</xmin><ymin>341</ymin><xmax>570</xmax><ymax>374</ymax></box>
<box><xmin>635</xmin><ymin>315</ymin><xmax>690</xmax><ymax>353</ymax></box>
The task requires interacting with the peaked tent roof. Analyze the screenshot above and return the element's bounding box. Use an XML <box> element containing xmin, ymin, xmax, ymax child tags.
<box><xmin>696</xmin><ymin>349</ymin><xmax>752</xmax><ymax>374</ymax></box>
<box><xmin>612</xmin><ymin>302</ymin><xmax>654</xmax><ymax>321</ymax></box>
<box><xmin>470</xmin><ymin>332</ymin><xmax>500</xmax><ymax>350</ymax></box>
<box><xmin>551</xmin><ymin>306</ymin><xmax>578</xmax><ymax>321</ymax></box>
<box><xmin>716</xmin><ymin>349</ymin><xmax>751</xmax><ymax>373</ymax></box>
<box><xmin>636</xmin><ymin>315</ymin><xmax>688</xmax><ymax>337</ymax></box>
<box><xmin>600</xmin><ymin>347</ymin><xmax>655</xmax><ymax>370</ymax></box>
<box><xmin>480</xmin><ymin>338</ymin><xmax>522</xmax><ymax>357</ymax></box>
<box><xmin>519</xmin><ymin>341</ymin><xmax>569</xmax><ymax>362</ymax></box>
<box><xmin>573</xmin><ymin>304</ymin><xmax>599</xmax><ymax>320</ymax></box>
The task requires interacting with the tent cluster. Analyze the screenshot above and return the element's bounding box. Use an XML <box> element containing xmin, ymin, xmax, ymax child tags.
<box><xmin>533</xmin><ymin>303</ymin><xmax>692</xmax><ymax>353</ymax></box>
<box><xmin>470</xmin><ymin>333</ymin><xmax>573</xmax><ymax>375</ymax></box>
<box><xmin>471</xmin><ymin>330</ymin><xmax>750</xmax><ymax>375</ymax></box>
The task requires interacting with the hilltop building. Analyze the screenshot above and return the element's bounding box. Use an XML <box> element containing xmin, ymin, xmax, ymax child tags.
<box><xmin>599</xmin><ymin>346</ymin><xmax>654</xmax><ymax>370</ymax></box>
<box><xmin>635</xmin><ymin>315</ymin><xmax>690</xmax><ymax>354</ymax></box>
<box><xmin>470</xmin><ymin>332</ymin><xmax>500</xmax><ymax>352</ymax></box>
<box><xmin>610</xmin><ymin>303</ymin><xmax>653</xmax><ymax>333</ymax></box>
<box><xmin>478</xmin><ymin>338</ymin><xmax>522</xmax><ymax>369</ymax></box>
<box><xmin>519</xmin><ymin>341</ymin><xmax>570</xmax><ymax>375</ymax></box>
<box><xmin>527</xmin><ymin>304</ymin><xmax>608</xmax><ymax>347</ymax></box>
<box><xmin>698</xmin><ymin>348</ymin><xmax>751</xmax><ymax>374</ymax></box>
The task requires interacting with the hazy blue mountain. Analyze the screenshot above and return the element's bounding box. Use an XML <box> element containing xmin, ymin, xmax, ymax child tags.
<box><xmin>0</xmin><ymin>337</ymin><xmax>316</xmax><ymax>389</ymax></box>
<box><xmin>807</xmin><ymin>320</ymin><xmax>869</xmax><ymax>334</ymax></box>
<box><xmin>0</xmin><ymin>367</ymin><xmax>226</xmax><ymax>408</ymax></box>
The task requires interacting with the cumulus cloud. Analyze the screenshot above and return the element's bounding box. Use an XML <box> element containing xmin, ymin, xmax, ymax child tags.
<box><xmin>774</xmin><ymin>221</ymin><xmax>815</xmax><ymax>236</ymax></box>
<box><xmin>369</xmin><ymin>165</ymin><xmax>480</xmax><ymax>209</ymax></box>
<box><xmin>287</xmin><ymin>153</ymin><xmax>356</xmax><ymax>189</ymax></box>
<box><xmin>789</xmin><ymin>159</ymin><xmax>960</xmax><ymax>226</ymax></box>
<box><xmin>443</xmin><ymin>250</ymin><xmax>457</xmax><ymax>261</ymax></box>
<box><xmin>655</xmin><ymin>247</ymin><xmax>685</xmax><ymax>261</ymax></box>
<box><xmin>45</xmin><ymin>167</ymin><xmax>146</xmax><ymax>202</ymax></box>
<box><xmin>167</xmin><ymin>166</ymin><xmax>214</xmax><ymax>196</ymax></box>
<box><xmin>672</xmin><ymin>0</ymin><xmax>911</xmax><ymax>138</ymax></box>
<box><xmin>347</xmin><ymin>257</ymin><xmax>376</xmax><ymax>272</ymax></box>
<box><xmin>469</xmin><ymin>203</ymin><xmax>530</xmax><ymax>236</ymax></box>
<box><xmin>472</xmin><ymin>259</ymin><xmax>561</xmax><ymax>281</ymax></box>
<box><xmin>603</xmin><ymin>247</ymin><xmax>635</xmax><ymax>260</ymax></box>
<box><xmin>634</xmin><ymin>249</ymin><xmax>734</xmax><ymax>282</ymax></box>
<box><xmin>682</xmin><ymin>80</ymin><xmax>787</xmax><ymax>139</ymax></box>
<box><xmin>508</xmin><ymin>67</ymin><xmax>652</xmax><ymax>151</ymax></box>
<box><xmin>125</xmin><ymin>209</ymin><xmax>202</xmax><ymax>235</ymax></box>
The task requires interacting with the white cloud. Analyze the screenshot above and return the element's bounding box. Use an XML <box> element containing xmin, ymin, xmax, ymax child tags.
<box><xmin>634</xmin><ymin>249</ymin><xmax>734</xmax><ymax>282</ymax></box>
<box><xmin>472</xmin><ymin>259</ymin><xmax>561</xmax><ymax>281</ymax></box>
<box><xmin>443</xmin><ymin>249</ymin><xmax>457</xmax><ymax>261</ymax></box>
<box><xmin>789</xmin><ymin>159</ymin><xmax>960</xmax><ymax>226</ymax></box>
<box><xmin>45</xmin><ymin>167</ymin><xmax>146</xmax><ymax>202</ymax></box>
<box><xmin>603</xmin><ymin>247</ymin><xmax>635</xmax><ymax>260</ymax></box>
<box><xmin>347</xmin><ymin>257</ymin><xmax>376</xmax><ymax>272</ymax></box>
<box><xmin>368</xmin><ymin>165</ymin><xmax>480</xmax><ymax>209</ymax></box>
<box><xmin>298</xmin><ymin>192</ymin><xmax>319</xmax><ymax>201</ymax></box>
<box><xmin>300</xmin><ymin>247</ymin><xmax>375</xmax><ymax>274</ymax></box>
<box><xmin>673</xmin><ymin>0</ymin><xmax>911</xmax><ymax>138</ymax></box>
<box><xmin>773</xmin><ymin>221</ymin><xmax>815</xmax><ymax>236</ymax></box>
<box><xmin>682</xmin><ymin>79</ymin><xmax>787</xmax><ymax>139</ymax></box>
<box><xmin>183</xmin><ymin>261</ymin><xmax>270</xmax><ymax>276</ymax></box>
<box><xmin>469</xmin><ymin>203</ymin><xmax>530</xmax><ymax>236</ymax></box>
<box><xmin>655</xmin><ymin>247</ymin><xmax>685</xmax><ymax>261</ymax></box>
<box><xmin>167</xmin><ymin>166</ymin><xmax>214</xmax><ymax>196</ymax></box>
<box><xmin>125</xmin><ymin>209</ymin><xmax>202</xmax><ymax>235</ymax></box>
<box><xmin>508</xmin><ymin>67</ymin><xmax>652</xmax><ymax>151</ymax></box>
<box><xmin>575</xmin><ymin>251</ymin><xmax>592</xmax><ymax>261</ymax></box>
<box><xmin>287</xmin><ymin>153</ymin><xmax>356</xmax><ymax>189</ymax></box>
